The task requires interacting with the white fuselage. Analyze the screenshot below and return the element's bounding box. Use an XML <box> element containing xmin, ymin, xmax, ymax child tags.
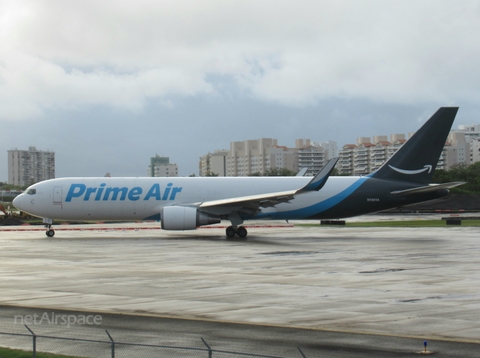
<box><xmin>13</xmin><ymin>176</ymin><xmax>366</xmax><ymax>221</ymax></box>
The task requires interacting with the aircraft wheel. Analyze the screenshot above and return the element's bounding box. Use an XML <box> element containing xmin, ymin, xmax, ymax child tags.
<box><xmin>46</xmin><ymin>229</ymin><xmax>55</xmax><ymax>237</ymax></box>
<box><xmin>236</xmin><ymin>226</ymin><xmax>248</xmax><ymax>238</ymax></box>
<box><xmin>226</xmin><ymin>226</ymin><xmax>236</xmax><ymax>238</ymax></box>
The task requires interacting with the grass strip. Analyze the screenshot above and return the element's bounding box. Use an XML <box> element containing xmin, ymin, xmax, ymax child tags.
<box><xmin>0</xmin><ymin>347</ymin><xmax>78</xmax><ymax>358</ymax></box>
<box><xmin>297</xmin><ymin>220</ymin><xmax>480</xmax><ymax>227</ymax></box>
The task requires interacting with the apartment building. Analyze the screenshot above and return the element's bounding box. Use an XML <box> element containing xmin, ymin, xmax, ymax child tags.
<box><xmin>452</xmin><ymin>124</ymin><xmax>480</xmax><ymax>165</ymax></box>
<box><xmin>470</xmin><ymin>138</ymin><xmax>480</xmax><ymax>164</ymax></box>
<box><xmin>148</xmin><ymin>155</ymin><xmax>178</xmax><ymax>177</ymax></box>
<box><xmin>200</xmin><ymin>138</ymin><xmax>336</xmax><ymax>176</ymax></box>
<box><xmin>339</xmin><ymin>134</ymin><xmax>407</xmax><ymax>175</ymax></box>
<box><xmin>226</xmin><ymin>138</ymin><xmax>278</xmax><ymax>176</ymax></box>
<box><xmin>7</xmin><ymin>146</ymin><xmax>55</xmax><ymax>186</ymax></box>
<box><xmin>338</xmin><ymin>128</ymin><xmax>476</xmax><ymax>175</ymax></box>
<box><xmin>199</xmin><ymin>121</ymin><xmax>480</xmax><ymax>178</ymax></box>
<box><xmin>294</xmin><ymin>139</ymin><xmax>338</xmax><ymax>176</ymax></box>
<box><xmin>441</xmin><ymin>132</ymin><xmax>471</xmax><ymax>169</ymax></box>
<box><xmin>199</xmin><ymin>150</ymin><xmax>229</xmax><ymax>176</ymax></box>
<box><xmin>297</xmin><ymin>144</ymin><xmax>327</xmax><ymax>176</ymax></box>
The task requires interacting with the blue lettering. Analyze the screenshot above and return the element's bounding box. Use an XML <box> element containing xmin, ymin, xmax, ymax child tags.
<box><xmin>84</xmin><ymin>187</ymin><xmax>97</xmax><ymax>201</ymax></box>
<box><xmin>65</xmin><ymin>184</ymin><xmax>86</xmax><ymax>202</ymax></box>
<box><xmin>162</xmin><ymin>183</ymin><xmax>172</xmax><ymax>200</ymax></box>
<box><xmin>170</xmin><ymin>187</ymin><xmax>182</xmax><ymax>200</ymax></box>
<box><xmin>103</xmin><ymin>187</ymin><xmax>128</xmax><ymax>201</ymax></box>
<box><xmin>144</xmin><ymin>184</ymin><xmax>161</xmax><ymax>200</ymax></box>
<box><xmin>65</xmin><ymin>183</ymin><xmax>182</xmax><ymax>202</ymax></box>
<box><xmin>128</xmin><ymin>187</ymin><xmax>142</xmax><ymax>201</ymax></box>
<box><xmin>95</xmin><ymin>183</ymin><xmax>106</xmax><ymax>201</ymax></box>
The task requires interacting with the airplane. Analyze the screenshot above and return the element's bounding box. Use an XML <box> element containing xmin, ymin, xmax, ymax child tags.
<box><xmin>13</xmin><ymin>107</ymin><xmax>464</xmax><ymax>239</ymax></box>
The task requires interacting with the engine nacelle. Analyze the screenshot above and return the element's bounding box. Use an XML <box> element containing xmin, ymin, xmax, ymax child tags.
<box><xmin>161</xmin><ymin>206</ymin><xmax>221</xmax><ymax>230</ymax></box>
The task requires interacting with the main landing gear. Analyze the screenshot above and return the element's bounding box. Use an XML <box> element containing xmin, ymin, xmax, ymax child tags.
<box><xmin>225</xmin><ymin>225</ymin><xmax>248</xmax><ymax>239</ymax></box>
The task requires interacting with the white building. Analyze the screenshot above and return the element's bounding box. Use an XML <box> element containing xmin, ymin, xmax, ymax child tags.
<box><xmin>337</xmin><ymin>126</ymin><xmax>479</xmax><ymax>175</ymax></box>
<box><xmin>452</xmin><ymin>124</ymin><xmax>480</xmax><ymax>166</ymax></box>
<box><xmin>8</xmin><ymin>146</ymin><xmax>55</xmax><ymax>186</ymax></box>
<box><xmin>200</xmin><ymin>138</ymin><xmax>338</xmax><ymax>177</ymax></box>
<box><xmin>339</xmin><ymin>134</ymin><xmax>407</xmax><ymax>175</ymax></box>
<box><xmin>199</xmin><ymin>150</ymin><xmax>228</xmax><ymax>176</ymax></box>
<box><xmin>338</xmin><ymin>144</ymin><xmax>355</xmax><ymax>175</ymax></box>
<box><xmin>148</xmin><ymin>155</ymin><xmax>178</xmax><ymax>177</ymax></box>
<box><xmin>319</xmin><ymin>140</ymin><xmax>338</xmax><ymax>159</ymax></box>
<box><xmin>226</xmin><ymin>138</ymin><xmax>278</xmax><ymax>176</ymax></box>
<box><xmin>470</xmin><ymin>138</ymin><xmax>480</xmax><ymax>164</ymax></box>
<box><xmin>441</xmin><ymin>132</ymin><xmax>471</xmax><ymax>169</ymax></box>
<box><xmin>297</xmin><ymin>146</ymin><xmax>326</xmax><ymax>176</ymax></box>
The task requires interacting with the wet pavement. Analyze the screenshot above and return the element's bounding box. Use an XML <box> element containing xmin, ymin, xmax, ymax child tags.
<box><xmin>0</xmin><ymin>218</ymin><xmax>479</xmax><ymax>356</ymax></box>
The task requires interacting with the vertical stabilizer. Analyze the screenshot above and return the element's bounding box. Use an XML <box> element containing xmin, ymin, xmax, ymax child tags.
<box><xmin>371</xmin><ymin>107</ymin><xmax>458</xmax><ymax>184</ymax></box>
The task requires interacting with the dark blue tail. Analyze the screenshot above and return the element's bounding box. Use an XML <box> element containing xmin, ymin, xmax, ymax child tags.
<box><xmin>371</xmin><ymin>107</ymin><xmax>458</xmax><ymax>184</ymax></box>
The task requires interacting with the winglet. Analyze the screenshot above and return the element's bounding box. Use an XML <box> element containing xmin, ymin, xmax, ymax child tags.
<box><xmin>296</xmin><ymin>157</ymin><xmax>339</xmax><ymax>194</ymax></box>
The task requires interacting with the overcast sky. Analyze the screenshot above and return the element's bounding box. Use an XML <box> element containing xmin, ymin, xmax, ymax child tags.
<box><xmin>1</xmin><ymin>0</ymin><xmax>480</xmax><ymax>180</ymax></box>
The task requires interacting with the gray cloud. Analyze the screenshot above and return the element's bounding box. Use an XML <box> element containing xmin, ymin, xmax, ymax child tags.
<box><xmin>2</xmin><ymin>0</ymin><xmax>480</xmax><ymax>120</ymax></box>
<box><xmin>1</xmin><ymin>1</ymin><xmax>479</xmax><ymax>180</ymax></box>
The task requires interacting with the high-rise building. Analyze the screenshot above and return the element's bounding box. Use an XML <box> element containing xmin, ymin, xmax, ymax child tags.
<box><xmin>451</xmin><ymin>124</ymin><xmax>480</xmax><ymax>166</ymax></box>
<box><xmin>227</xmin><ymin>138</ymin><xmax>279</xmax><ymax>176</ymax></box>
<box><xmin>296</xmin><ymin>139</ymin><xmax>327</xmax><ymax>176</ymax></box>
<box><xmin>441</xmin><ymin>132</ymin><xmax>471</xmax><ymax>169</ymax></box>
<box><xmin>339</xmin><ymin>134</ymin><xmax>407</xmax><ymax>175</ymax></box>
<box><xmin>199</xmin><ymin>150</ymin><xmax>229</xmax><ymax>177</ymax></box>
<box><xmin>8</xmin><ymin>146</ymin><xmax>55</xmax><ymax>186</ymax></box>
<box><xmin>199</xmin><ymin>121</ymin><xmax>480</xmax><ymax>178</ymax></box>
<box><xmin>148</xmin><ymin>155</ymin><xmax>178</xmax><ymax>177</ymax></box>
<box><xmin>200</xmin><ymin>138</ymin><xmax>337</xmax><ymax>177</ymax></box>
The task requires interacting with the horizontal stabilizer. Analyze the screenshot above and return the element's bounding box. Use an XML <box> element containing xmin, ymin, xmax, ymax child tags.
<box><xmin>390</xmin><ymin>182</ymin><xmax>465</xmax><ymax>196</ymax></box>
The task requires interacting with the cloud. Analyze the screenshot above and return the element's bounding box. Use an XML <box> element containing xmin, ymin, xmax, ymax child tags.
<box><xmin>1</xmin><ymin>0</ymin><xmax>480</xmax><ymax>120</ymax></box>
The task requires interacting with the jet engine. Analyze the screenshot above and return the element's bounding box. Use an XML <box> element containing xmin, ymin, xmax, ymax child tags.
<box><xmin>160</xmin><ymin>206</ymin><xmax>221</xmax><ymax>230</ymax></box>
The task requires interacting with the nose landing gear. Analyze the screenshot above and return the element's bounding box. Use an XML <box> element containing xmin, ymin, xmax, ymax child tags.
<box><xmin>43</xmin><ymin>218</ymin><xmax>55</xmax><ymax>237</ymax></box>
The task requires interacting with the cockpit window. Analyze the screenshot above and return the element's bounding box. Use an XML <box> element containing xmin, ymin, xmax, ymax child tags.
<box><xmin>27</xmin><ymin>189</ymin><xmax>36</xmax><ymax>195</ymax></box>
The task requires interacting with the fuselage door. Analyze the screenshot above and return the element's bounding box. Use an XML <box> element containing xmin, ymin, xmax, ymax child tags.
<box><xmin>53</xmin><ymin>186</ymin><xmax>63</xmax><ymax>204</ymax></box>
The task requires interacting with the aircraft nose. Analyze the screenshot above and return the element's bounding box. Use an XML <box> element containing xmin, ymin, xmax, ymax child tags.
<box><xmin>13</xmin><ymin>194</ymin><xmax>25</xmax><ymax>210</ymax></box>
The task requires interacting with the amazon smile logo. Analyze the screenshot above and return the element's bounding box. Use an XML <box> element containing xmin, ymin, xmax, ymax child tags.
<box><xmin>388</xmin><ymin>165</ymin><xmax>432</xmax><ymax>175</ymax></box>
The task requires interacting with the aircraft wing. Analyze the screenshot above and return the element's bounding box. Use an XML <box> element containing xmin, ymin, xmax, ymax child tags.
<box><xmin>390</xmin><ymin>182</ymin><xmax>465</xmax><ymax>196</ymax></box>
<box><xmin>198</xmin><ymin>157</ymin><xmax>339</xmax><ymax>213</ymax></box>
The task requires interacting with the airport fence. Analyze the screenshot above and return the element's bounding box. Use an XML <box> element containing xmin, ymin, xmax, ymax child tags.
<box><xmin>0</xmin><ymin>325</ymin><xmax>310</xmax><ymax>358</ymax></box>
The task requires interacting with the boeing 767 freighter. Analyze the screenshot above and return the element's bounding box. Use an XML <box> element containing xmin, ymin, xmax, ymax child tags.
<box><xmin>13</xmin><ymin>107</ymin><xmax>463</xmax><ymax>238</ymax></box>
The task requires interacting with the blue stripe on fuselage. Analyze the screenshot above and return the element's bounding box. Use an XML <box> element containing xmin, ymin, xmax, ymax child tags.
<box><xmin>253</xmin><ymin>177</ymin><xmax>369</xmax><ymax>220</ymax></box>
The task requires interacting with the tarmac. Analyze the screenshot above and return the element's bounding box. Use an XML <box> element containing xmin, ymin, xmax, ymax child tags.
<box><xmin>1</xmin><ymin>216</ymin><xmax>480</xmax><ymax>356</ymax></box>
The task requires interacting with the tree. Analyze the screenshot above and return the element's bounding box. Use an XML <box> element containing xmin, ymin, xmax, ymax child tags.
<box><xmin>0</xmin><ymin>182</ymin><xmax>23</xmax><ymax>190</ymax></box>
<box><xmin>432</xmin><ymin>162</ymin><xmax>480</xmax><ymax>194</ymax></box>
